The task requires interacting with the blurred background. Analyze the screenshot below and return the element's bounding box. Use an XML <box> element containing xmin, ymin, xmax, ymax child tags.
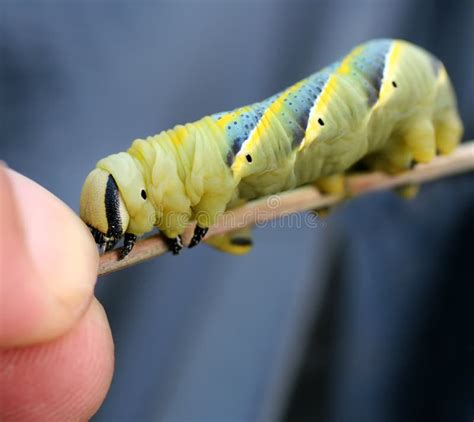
<box><xmin>2</xmin><ymin>1</ymin><xmax>473</xmax><ymax>421</ymax></box>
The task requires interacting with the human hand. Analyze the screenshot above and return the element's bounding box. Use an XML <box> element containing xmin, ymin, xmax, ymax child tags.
<box><xmin>0</xmin><ymin>165</ymin><xmax>114</xmax><ymax>420</ymax></box>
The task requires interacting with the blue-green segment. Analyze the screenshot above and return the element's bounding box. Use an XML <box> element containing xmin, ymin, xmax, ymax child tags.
<box><xmin>212</xmin><ymin>39</ymin><xmax>393</xmax><ymax>166</ymax></box>
<box><xmin>350</xmin><ymin>39</ymin><xmax>392</xmax><ymax>105</ymax></box>
<box><xmin>278</xmin><ymin>63</ymin><xmax>337</xmax><ymax>147</ymax></box>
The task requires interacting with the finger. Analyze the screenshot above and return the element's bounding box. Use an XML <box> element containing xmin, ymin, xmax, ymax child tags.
<box><xmin>0</xmin><ymin>166</ymin><xmax>99</xmax><ymax>347</ymax></box>
<box><xmin>0</xmin><ymin>298</ymin><xmax>114</xmax><ymax>421</ymax></box>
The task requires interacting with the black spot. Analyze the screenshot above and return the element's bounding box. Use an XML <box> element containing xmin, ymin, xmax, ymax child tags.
<box><xmin>104</xmin><ymin>174</ymin><xmax>123</xmax><ymax>239</ymax></box>
<box><xmin>318</xmin><ymin>118</ymin><xmax>325</xmax><ymax>126</ymax></box>
<box><xmin>392</xmin><ymin>80</ymin><xmax>398</xmax><ymax>88</ymax></box>
<box><xmin>141</xmin><ymin>189</ymin><xmax>147</xmax><ymax>200</ymax></box>
<box><xmin>246</xmin><ymin>154</ymin><xmax>252</xmax><ymax>163</ymax></box>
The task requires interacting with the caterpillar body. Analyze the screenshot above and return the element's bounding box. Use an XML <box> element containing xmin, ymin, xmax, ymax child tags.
<box><xmin>80</xmin><ymin>39</ymin><xmax>463</xmax><ymax>258</ymax></box>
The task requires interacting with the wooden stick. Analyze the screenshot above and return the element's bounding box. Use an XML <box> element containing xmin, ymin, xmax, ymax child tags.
<box><xmin>98</xmin><ymin>141</ymin><xmax>474</xmax><ymax>276</ymax></box>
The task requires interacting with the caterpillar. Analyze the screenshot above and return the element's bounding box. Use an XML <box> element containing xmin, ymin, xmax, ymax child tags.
<box><xmin>80</xmin><ymin>39</ymin><xmax>463</xmax><ymax>258</ymax></box>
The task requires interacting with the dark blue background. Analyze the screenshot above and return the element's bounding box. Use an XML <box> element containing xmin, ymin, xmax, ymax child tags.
<box><xmin>2</xmin><ymin>1</ymin><xmax>473</xmax><ymax>421</ymax></box>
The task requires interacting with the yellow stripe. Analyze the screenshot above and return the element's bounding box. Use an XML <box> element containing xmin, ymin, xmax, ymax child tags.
<box><xmin>301</xmin><ymin>45</ymin><xmax>366</xmax><ymax>149</ymax></box>
<box><xmin>234</xmin><ymin>80</ymin><xmax>305</xmax><ymax>154</ymax></box>
<box><xmin>319</xmin><ymin>45</ymin><xmax>365</xmax><ymax>108</ymax></box>
<box><xmin>387</xmin><ymin>40</ymin><xmax>402</xmax><ymax>70</ymax></box>
<box><xmin>302</xmin><ymin>74</ymin><xmax>340</xmax><ymax>147</ymax></box>
<box><xmin>316</xmin><ymin>75</ymin><xmax>337</xmax><ymax>111</ymax></box>
<box><xmin>379</xmin><ymin>40</ymin><xmax>401</xmax><ymax>101</ymax></box>
<box><xmin>215</xmin><ymin>105</ymin><xmax>255</xmax><ymax>131</ymax></box>
<box><xmin>231</xmin><ymin>82</ymin><xmax>306</xmax><ymax>176</ymax></box>
<box><xmin>215</xmin><ymin>113</ymin><xmax>235</xmax><ymax>130</ymax></box>
<box><xmin>266</xmin><ymin>80</ymin><xmax>305</xmax><ymax>116</ymax></box>
<box><xmin>338</xmin><ymin>45</ymin><xmax>364</xmax><ymax>75</ymax></box>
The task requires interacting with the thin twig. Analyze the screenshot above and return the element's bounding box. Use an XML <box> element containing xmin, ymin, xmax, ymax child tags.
<box><xmin>99</xmin><ymin>141</ymin><xmax>474</xmax><ymax>276</ymax></box>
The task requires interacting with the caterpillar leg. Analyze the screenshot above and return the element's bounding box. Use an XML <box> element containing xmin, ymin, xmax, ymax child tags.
<box><xmin>205</xmin><ymin>226</ymin><xmax>253</xmax><ymax>255</ymax></box>
<box><xmin>394</xmin><ymin>184</ymin><xmax>419</xmax><ymax>200</ymax></box>
<box><xmin>314</xmin><ymin>173</ymin><xmax>346</xmax><ymax>195</ymax></box>
<box><xmin>312</xmin><ymin>173</ymin><xmax>346</xmax><ymax>218</ymax></box>
<box><xmin>119</xmin><ymin>233</ymin><xmax>137</xmax><ymax>259</ymax></box>
<box><xmin>105</xmin><ymin>238</ymin><xmax>118</xmax><ymax>253</ymax></box>
<box><xmin>312</xmin><ymin>207</ymin><xmax>331</xmax><ymax>218</ymax></box>
<box><xmin>362</xmin><ymin>141</ymin><xmax>413</xmax><ymax>174</ymax></box>
<box><xmin>361</xmin><ymin>121</ymin><xmax>430</xmax><ymax>172</ymax></box>
<box><xmin>189</xmin><ymin>225</ymin><xmax>209</xmax><ymax>248</ymax></box>
<box><xmin>358</xmin><ymin>142</ymin><xmax>418</xmax><ymax>199</ymax></box>
<box><xmin>310</xmin><ymin>206</ymin><xmax>333</xmax><ymax>219</ymax></box>
<box><xmin>386</xmin><ymin>144</ymin><xmax>414</xmax><ymax>172</ymax></box>
<box><xmin>434</xmin><ymin>112</ymin><xmax>463</xmax><ymax>155</ymax></box>
<box><xmin>403</xmin><ymin>119</ymin><xmax>436</xmax><ymax>164</ymax></box>
<box><xmin>392</xmin><ymin>119</ymin><xmax>436</xmax><ymax>200</ymax></box>
<box><xmin>190</xmin><ymin>190</ymin><xmax>233</xmax><ymax>250</ymax></box>
<box><xmin>165</xmin><ymin>235</ymin><xmax>184</xmax><ymax>255</ymax></box>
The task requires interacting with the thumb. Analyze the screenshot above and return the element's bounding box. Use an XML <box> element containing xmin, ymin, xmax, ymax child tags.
<box><xmin>0</xmin><ymin>165</ymin><xmax>99</xmax><ymax>347</ymax></box>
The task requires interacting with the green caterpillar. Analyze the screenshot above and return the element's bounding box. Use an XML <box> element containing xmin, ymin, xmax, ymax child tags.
<box><xmin>80</xmin><ymin>39</ymin><xmax>463</xmax><ymax>258</ymax></box>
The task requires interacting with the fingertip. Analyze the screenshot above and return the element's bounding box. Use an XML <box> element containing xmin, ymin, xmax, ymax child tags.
<box><xmin>0</xmin><ymin>167</ymin><xmax>99</xmax><ymax>346</ymax></box>
<box><xmin>0</xmin><ymin>297</ymin><xmax>114</xmax><ymax>421</ymax></box>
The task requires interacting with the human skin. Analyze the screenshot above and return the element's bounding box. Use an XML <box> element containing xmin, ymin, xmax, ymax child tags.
<box><xmin>0</xmin><ymin>165</ymin><xmax>114</xmax><ymax>421</ymax></box>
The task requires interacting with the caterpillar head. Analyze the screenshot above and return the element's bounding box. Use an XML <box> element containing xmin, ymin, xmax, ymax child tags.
<box><xmin>80</xmin><ymin>153</ymin><xmax>155</xmax><ymax>251</ymax></box>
